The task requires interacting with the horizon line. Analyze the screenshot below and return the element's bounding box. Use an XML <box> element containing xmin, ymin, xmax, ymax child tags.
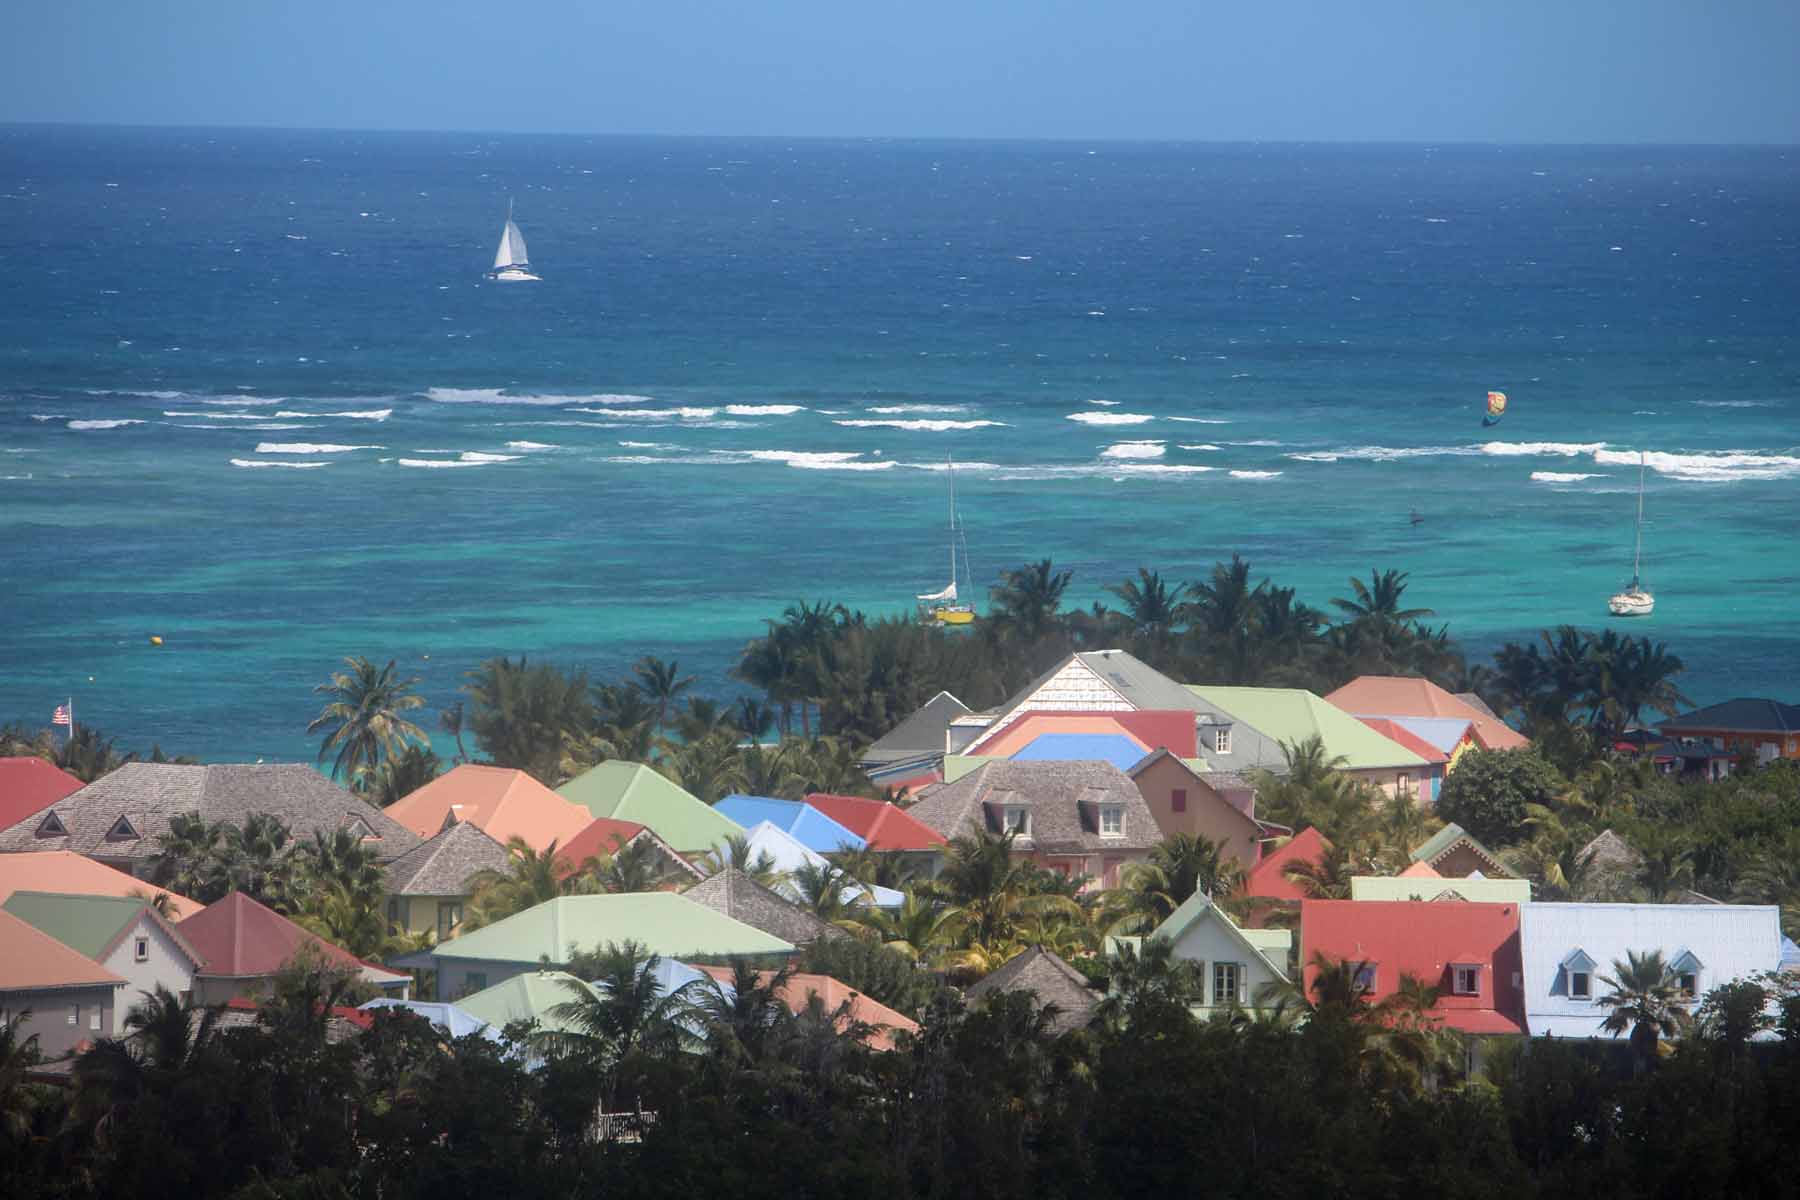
<box><xmin>3</xmin><ymin>119</ymin><xmax>1796</xmax><ymax>151</ymax></box>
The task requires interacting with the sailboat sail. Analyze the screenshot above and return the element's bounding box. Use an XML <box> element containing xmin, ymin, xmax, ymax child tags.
<box><xmin>917</xmin><ymin>581</ymin><xmax>958</xmax><ymax>603</ymax></box>
<box><xmin>494</xmin><ymin>220</ymin><xmax>530</xmax><ymax>270</ymax></box>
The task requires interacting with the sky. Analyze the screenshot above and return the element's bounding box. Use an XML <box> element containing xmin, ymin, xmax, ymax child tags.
<box><xmin>3</xmin><ymin>0</ymin><xmax>1798</xmax><ymax>143</ymax></box>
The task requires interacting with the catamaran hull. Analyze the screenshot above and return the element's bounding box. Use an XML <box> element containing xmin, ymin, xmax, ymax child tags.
<box><xmin>491</xmin><ymin>268</ymin><xmax>541</xmax><ymax>282</ymax></box>
<box><xmin>1608</xmin><ymin>593</ymin><xmax>1654</xmax><ymax>617</ymax></box>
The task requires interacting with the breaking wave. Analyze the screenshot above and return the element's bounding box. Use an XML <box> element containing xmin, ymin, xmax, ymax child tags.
<box><xmin>1593</xmin><ymin>448</ymin><xmax>1800</xmax><ymax>482</ymax></box>
<box><xmin>230</xmin><ymin>458</ymin><xmax>327</xmax><ymax>469</ymax></box>
<box><xmin>1101</xmin><ymin>441</ymin><xmax>1166</xmax><ymax>460</ymax></box>
<box><xmin>255</xmin><ymin>443</ymin><xmax>381</xmax><ymax>454</ymax></box>
<box><xmin>1230</xmin><ymin>470</ymin><xmax>1283</xmax><ymax>480</ymax></box>
<box><xmin>725</xmin><ymin>404</ymin><xmax>806</xmax><ymax>416</ymax></box>
<box><xmin>867</xmin><ymin>404</ymin><xmax>969</xmax><ymax>414</ymax></box>
<box><xmin>504</xmin><ymin>441</ymin><xmax>557</xmax><ymax>450</ymax></box>
<box><xmin>1067</xmin><ymin>411</ymin><xmax>1154</xmax><ymax>426</ymax></box>
<box><xmin>68</xmin><ymin>419</ymin><xmax>144</xmax><ymax>430</ymax></box>
<box><xmin>832</xmin><ymin>418</ymin><xmax>1006</xmax><ymax>432</ymax></box>
<box><xmin>1479</xmin><ymin>441</ymin><xmax>1606</xmax><ymax>457</ymax></box>
<box><xmin>275</xmin><ymin>409</ymin><xmax>392</xmax><ymax>421</ymax></box>
<box><xmin>424</xmin><ymin>387</ymin><xmax>653</xmax><ymax>407</ymax></box>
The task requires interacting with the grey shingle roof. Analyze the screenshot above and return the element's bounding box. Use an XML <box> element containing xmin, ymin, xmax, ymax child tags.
<box><xmin>0</xmin><ymin>763</ymin><xmax>421</xmax><ymax>862</ymax></box>
<box><xmin>1661</xmin><ymin>698</ymin><xmax>1800</xmax><ymax>735</ymax></box>
<box><xmin>861</xmin><ymin>691</ymin><xmax>972</xmax><ymax>767</ymax></box>
<box><xmin>1455</xmin><ymin>692</ymin><xmax>1503</xmax><ymax>721</ymax></box>
<box><xmin>682</xmin><ymin>867</ymin><xmax>849</xmax><ymax>945</ymax></box>
<box><xmin>965</xmin><ymin>946</ymin><xmax>1097</xmax><ymax>1036</ymax></box>
<box><xmin>385</xmin><ymin>821</ymin><xmax>512</xmax><ymax>896</ymax></box>
<box><xmin>906</xmin><ymin>760</ymin><xmax>1161</xmax><ymax>853</ymax></box>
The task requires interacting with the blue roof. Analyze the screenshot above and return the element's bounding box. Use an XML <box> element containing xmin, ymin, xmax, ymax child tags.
<box><xmin>1008</xmin><ymin>733</ymin><xmax>1148</xmax><ymax>771</ymax></box>
<box><xmin>714</xmin><ymin>795</ymin><xmax>867</xmax><ymax>854</ymax></box>
<box><xmin>1389</xmin><ymin>716</ymin><xmax>1474</xmax><ymax>754</ymax></box>
<box><xmin>361</xmin><ymin>998</ymin><xmax>501</xmax><ymax>1043</ymax></box>
<box><xmin>1782</xmin><ymin>936</ymin><xmax>1800</xmax><ymax>968</ymax></box>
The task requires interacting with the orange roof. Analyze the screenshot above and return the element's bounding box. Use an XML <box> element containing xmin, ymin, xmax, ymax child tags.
<box><xmin>0</xmin><ymin>906</ymin><xmax>125</xmax><ymax>992</ymax></box>
<box><xmin>0</xmin><ymin>757</ymin><xmax>85</xmax><ymax>833</ymax></box>
<box><xmin>803</xmin><ymin>793</ymin><xmax>947</xmax><ymax>852</ymax></box>
<box><xmin>1243</xmin><ymin>826</ymin><xmax>1329</xmax><ymax>902</ymax></box>
<box><xmin>0</xmin><ymin>850</ymin><xmax>201</xmax><ymax>919</ymax></box>
<box><xmin>1400</xmin><ymin>859</ymin><xmax>1443</xmax><ymax>879</ymax></box>
<box><xmin>384</xmin><ymin>764</ymin><xmax>594</xmax><ymax>853</ymax></box>
<box><xmin>1324</xmin><ymin>677</ymin><xmax>1529</xmax><ymax>751</ymax></box>
<box><xmin>694</xmin><ymin>964</ymin><xmax>920</xmax><ymax>1050</ymax></box>
<box><xmin>553</xmin><ymin>817</ymin><xmax>649</xmax><ymax>873</ymax></box>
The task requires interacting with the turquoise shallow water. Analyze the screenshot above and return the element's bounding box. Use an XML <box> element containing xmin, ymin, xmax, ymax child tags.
<box><xmin>2</xmin><ymin>128</ymin><xmax>1796</xmax><ymax>761</ymax></box>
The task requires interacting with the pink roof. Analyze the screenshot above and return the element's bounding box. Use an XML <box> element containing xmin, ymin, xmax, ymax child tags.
<box><xmin>803</xmin><ymin>793</ymin><xmax>947</xmax><ymax>852</ymax></box>
<box><xmin>973</xmin><ymin>709</ymin><xmax>1199</xmax><ymax>759</ymax></box>
<box><xmin>1357</xmin><ymin>718</ymin><xmax>1450</xmax><ymax>765</ymax></box>
<box><xmin>0</xmin><ymin>906</ymin><xmax>125</xmax><ymax>992</ymax></box>
<box><xmin>0</xmin><ymin>850</ymin><xmax>201</xmax><ymax>919</ymax></box>
<box><xmin>694</xmin><ymin>964</ymin><xmax>920</xmax><ymax>1050</ymax></box>
<box><xmin>384</xmin><ymin>764</ymin><xmax>594</xmax><ymax>853</ymax></box>
<box><xmin>1324</xmin><ymin>677</ymin><xmax>1529</xmax><ymax>751</ymax></box>
<box><xmin>0</xmin><ymin>757</ymin><xmax>86</xmax><ymax>833</ymax></box>
<box><xmin>1300</xmin><ymin>899</ymin><xmax>1525</xmax><ymax>1036</ymax></box>
<box><xmin>1399</xmin><ymin>859</ymin><xmax>1443</xmax><ymax>879</ymax></box>
<box><xmin>177</xmin><ymin>892</ymin><xmax>403</xmax><ymax>982</ymax></box>
<box><xmin>554</xmin><ymin>817</ymin><xmax>649</xmax><ymax>873</ymax></box>
<box><xmin>1244</xmin><ymin>827</ymin><xmax>1329</xmax><ymax>901</ymax></box>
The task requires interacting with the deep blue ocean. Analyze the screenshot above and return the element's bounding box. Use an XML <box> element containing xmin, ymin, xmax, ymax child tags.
<box><xmin>2</xmin><ymin>127</ymin><xmax>1796</xmax><ymax>763</ymax></box>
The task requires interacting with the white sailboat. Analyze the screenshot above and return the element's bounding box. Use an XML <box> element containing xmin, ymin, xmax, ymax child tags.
<box><xmin>918</xmin><ymin>459</ymin><xmax>975</xmax><ymax>627</ymax></box>
<box><xmin>1608</xmin><ymin>450</ymin><xmax>1655</xmax><ymax>617</ymax></box>
<box><xmin>489</xmin><ymin>200</ymin><xmax>540</xmax><ymax>282</ymax></box>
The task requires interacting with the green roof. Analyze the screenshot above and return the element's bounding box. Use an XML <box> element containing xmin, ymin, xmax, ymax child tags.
<box><xmin>1186</xmin><ymin>686</ymin><xmax>1429</xmax><ymax>770</ymax></box>
<box><xmin>1407</xmin><ymin>823</ymin><xmax>1521</xmax><ymax>878</ymax></box>
<box><xmin>2</xmin><ymin>891</ymin><xmax>148</xmax><ymax>960</ymax></box>
<box><xmin>1148</xmin><ymin>891</ymin><xmax>1290</xmax><ymax>982</ymax></box>
<box><xmin>940</xmin><ymin>754</ymin><xmax>985</xmax><ymax>783</ymax></box>
<box><xmin>457</xmin><ymin>970</ymin><xmax>599</xmax><ymax>1035</ymax></box>
<box><xmin>556</xmin><ymin>762</ymin><xmax>743</xmax><ymax>854</ymax></box>
<box><xmin>1350</xmin><ymin>875</ymin><xmax>1532</xmax><ymax>903</ymax></box>
<box><xmin>431</xmin><ymin>892</ymin><xmax>793</xmax><ymax>966</ymax></box>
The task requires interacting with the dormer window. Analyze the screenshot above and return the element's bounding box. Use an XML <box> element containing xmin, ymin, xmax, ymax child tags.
<box><xmin>1671</xmin><ymin>950</ymin><xmax>1703</xmax><ymax>1000</ymax></box>
<box><xmin>1002</xmin><ymin>806</ymin><xmax>1031</xmax><ymax>837</ymax></box>
<box><xmin>343</xmin><ymin>817</ymin><xmax>375</xmax><ymax>840</ymax></box>
<box><xmin>1214</xmin><ymin>727</ymin><xmax>1232</xmax><ymax>754</ymax></box>
<box><xmin>35</xmin><ymin>811</ymin><xmax>67</xmax><ymax>838</ymax></box>
<box><xmin>1099</xmin><ymin>805</ymin><xmax>1124</xmax><ymax>837</ymax></box>
<box><xmin>1562</xmin><ymin>948</ymin><xmax>1597</xmax><ymax>1001</ymax></box>
<box><xmin>1451</xmin><ymin>964</ymin><xmax>1481</xmax><ymax>996</ymax></box>
<box><xmin>105</xmin><ymin>815</ymin><xmax>139</xmax><ymax>842</ymax></box>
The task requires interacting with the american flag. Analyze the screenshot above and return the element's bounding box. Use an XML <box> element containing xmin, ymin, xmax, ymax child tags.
<box><xmin>52</xmin><ymin>704</ymin><xmax>71</xmax><ymax>727</ymax></box>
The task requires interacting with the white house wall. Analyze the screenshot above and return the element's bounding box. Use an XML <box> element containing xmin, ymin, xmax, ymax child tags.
<box><xmin>97</xmin><ymin>915</ymin><xmax>201</xmax><ymax>1034</ymax></box>
<box><xmin>1165</xmin><ymin>914</ymin><xmax>1286</xmax><ymax>1011</ymax></box>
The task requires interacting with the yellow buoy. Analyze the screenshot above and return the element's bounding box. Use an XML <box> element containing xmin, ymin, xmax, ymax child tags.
<box><xmin>149</xmin><ymin>635</ymin><xmax>164</xmax><ymax>646</ymax></box>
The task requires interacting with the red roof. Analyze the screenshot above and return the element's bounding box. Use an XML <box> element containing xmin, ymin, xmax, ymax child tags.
<box><xmin>1244</xmin><ymin>827</ymin><xmax>1329</xmax><ymax>902</ymax></box>
<box><xmin>803</xmin><ymin>794</ymin><xmax>946</xmax><ymax>852</ymax></box>
<box><xmin>177</xmin><ymin>892</ymin><xmax>403</xmax><ymax>982</ymax></box>
<box><xmin>1357</xmin><ymin>719</ymin><xmax>1450</xmax><ymax>765</ymax></box>
<box><xmin>1324</xmin><ymin>676</ymin><xmax>1529</xmax><ymax>752</ymax></box>
<box><xmin>1300</xmin><ymin>899</ymin><xmax>1525</xmax><ymax>1036</ymax></box>
<box><xmin>0</xmin><ymin>757</ymin><xmax>86</xmax><ymax>833</ymax></box>
<box><xmin>553</xmin><ymin>817</ymin><xmax>649</xmax><ymax>874</ymax></box>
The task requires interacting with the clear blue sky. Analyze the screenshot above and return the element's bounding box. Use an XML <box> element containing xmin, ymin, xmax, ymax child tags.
<box><xmin>5</xmin><ymin>0</ymin><xmax>1797</xmax><ymax>142</ymax></box>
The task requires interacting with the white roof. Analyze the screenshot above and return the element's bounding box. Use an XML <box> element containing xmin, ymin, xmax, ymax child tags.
<box><xmin>741</xmin><ymin>821</ymin><xmax>904</xmax><ymax>909</ymax></box>
<box><xmin>1518</xmin><ymin>901</ymin><xmax>1781</xmax><ymax>1038</ymax></box>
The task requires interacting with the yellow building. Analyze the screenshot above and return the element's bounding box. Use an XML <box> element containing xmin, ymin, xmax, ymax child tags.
<box><xmin>383</xmin><ymin>821</ymin><xmax>511</xmax><ymax>941</ymax></box>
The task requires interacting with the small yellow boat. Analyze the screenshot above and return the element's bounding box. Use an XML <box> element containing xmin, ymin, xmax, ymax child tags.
<box><xmin>918</xmin><ymin>457</ymin><xmax>977</xmax><ymax>628</ymax></box>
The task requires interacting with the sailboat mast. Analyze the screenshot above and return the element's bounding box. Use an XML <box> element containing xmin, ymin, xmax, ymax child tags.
<box><xmin>947</xmin><ymin>456</ymin><xmax>958</xmax><ymax>590</ymax></box>
<box><xmin>1632</xmin><ymin>450</ymin><xmax>1646</xmax><ymax>585</ymax></box>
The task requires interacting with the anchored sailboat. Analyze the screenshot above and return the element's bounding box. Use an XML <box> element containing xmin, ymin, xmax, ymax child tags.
<box><xmin>918</xmin><ymin>459</ymin><xmax>976</xmax><ymax>627</ymax></box>
<box><xmin>1608</xmin><ymin>450</ymin><xmax>1654</xmax><ymax>617</ymax></box>
<box><xmin>489</xmin><ymin>200</ymin><xmax>540</xmax><ymax>282</ymax></box>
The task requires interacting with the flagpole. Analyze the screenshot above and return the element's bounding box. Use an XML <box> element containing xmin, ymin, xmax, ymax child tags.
<box><xmin>68</xmin><ymin>696</ymin><xmax>75</xmax><ymax>745</ymax></box>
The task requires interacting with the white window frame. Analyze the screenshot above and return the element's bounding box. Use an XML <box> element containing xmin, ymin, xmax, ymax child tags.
<box><xmin>1214</xmin><ymin>727</ymin><xmax>1232</xmax><ymax>754</ymax></box>
<box><xmin>1003</xmin><ymin>806</ymin><xmax>1031</xmax><ymax>837</ymax></box>
<box><xmin>1099</xmin><ymin>805</ymin><xmax>1124</xmax><ymax>837</ymax></box>
<box><xmin>1678</xmin><ymin>971</ymin><xmax>1699</xmax><ymax>998</ymax></box>
<box><xmin>89</xmin><ymin>1006</ymin><xmax>101</xmax><ymax>1031</ymax></box>
<box><xmin>1451</xmin><ymin>964</ymin><xmax>1481</xmax><ymax>996</ymax></box>
<box><xmin>1213</xmin><ymin>961</ymin><xmax>1243</xmax><ymax>1006</ymax></box>
<box><xmin>134</xmin><ymin>936</ymin><xmax>150</xmax><ymax>963</ymax></box>
<box><xmin>67</xmin><ymin>1005</ymin><xmax>79</xmax><ymax>1026</ymax></box>
<box><xmin>1570</xmin><ymin>970</ymin><xmax>1591</xmax><ymax>1000</ymax></box>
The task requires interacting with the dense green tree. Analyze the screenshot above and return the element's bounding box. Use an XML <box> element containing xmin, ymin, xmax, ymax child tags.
<box><xmin>461</xmin><ymin>656</ymin><xmax>592</xmax><ymax>784</ymax></box>
<box><xmin>1434</xmin><ymin>747</ymin><xmax>1566</xmax><ymax>845</ymax></box>
<box><xmin>308</xmin><ymin>656</ymin><xmax>428</xmax><ymax>790</ymax></box>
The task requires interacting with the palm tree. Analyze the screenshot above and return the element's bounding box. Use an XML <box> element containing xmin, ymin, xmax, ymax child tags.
<box><xmin>55</xmin><ymin>726</ymin><xmax>135</xmax><ymax>783</ymax></box>
<box><xmin>790</xmin><ymin>861</ymin><xmax>864</xmax><ymax>922</ymax></box>
<box><xmin>0</xmin><ymin>1012</ymin><xmax>40</xmax><ymax>1144</ymax></box>
<box><xmin>151</xmin><ymin>812</ymin><xmax>228</xmax><ymax>900</ymax></box>
<box><xmin>633</xmin><ymin>656</ymin><xmax>697</xmax><ymax>733</ymax></box>
<box><xmin>463</xmin><ymin>837</ymin><xmax>589</xmax><ymax>930</ymax></box>
<box><xmin>367</xmin><ymin>742</ymin><xmax>443</xmax><ymax>808</ymax></box>
<box><xmin>695</xmin><ymin>834</ymin><xmax>783</xmax><ymax>887</ymax></box>
<box><xmin>308</xmin><ymin>656</ymin><xmax>429</xmax><ymax>790</ymax></box>
<box><xmin>1598</xmin><ymin>949</ymin><xmax>1691</xmax><ymax>1067</ymax></box>
<box><xmin>545</xmin><ymin>941</ymin><xmax>695</xmax><ymax>1095</ymax></box>
<box><xmin>586</xmin><ymin>837</ymin><xmax>678</xmax><ymax>894</ymax></box>
<box><xmin>292</xmin><ymin>826</ymin><xmax>386</xmax><ymax>905</ymax></box>
<box><xmin>462</xmin><ymin>656</ymin><xmax>593</xmax><ymax>784</ymax></box>
<box><xmin>219</xmin><ymin>813</ymin><xmax>295</xmax><ymax>906</ymax></box>
<box><xmin>1111</xmin><ymin>833</ymin><xmax>1246</xmax><ymax>931</ymax></box>
<box><xmin>988</xmin><ymin>559</ymin><xmax>1071</xmax><ymax>645</ymax></box>
<box><xmin>689</xmin><ymin>957</ymin><xmax>797</xmax><ymax>1066</ymax></box>
<box><xmin>1330</xmin><ymin>568</ymin><xmax>1434</xmax><ymax>627</ymax></box>
<box><xmin>1093</xmin><ymin>936</ymin><xmax>1207</xmax><ymax>1030</ymax></box>
<box><xmin>1281</xmin><ymin>841</ymin><xmax>1359</xmax><ymax>900</ymax></box>
<box><xmin>1106</xmin><ymin>568</ymin><xmax>1186</xmax><ymax>659</ymax></box>
<box><xmin>1187</xmin><ymin>554</ymin><xmax>1266</xmax><ymax>638</ymax></box>
<box><xmin>850</xmin><ymin>889</ymin><xmax>957</xmax><ymax>966</ymax></box>
<box><xmin>439</xmin><ymin>700</ymin><xmax>471</xmax><ymax>764</ymax></box>
<box><xmin>660</xmin><ymin>731</ymin><xmax>744</xmax><ymax>804</ymax></box>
